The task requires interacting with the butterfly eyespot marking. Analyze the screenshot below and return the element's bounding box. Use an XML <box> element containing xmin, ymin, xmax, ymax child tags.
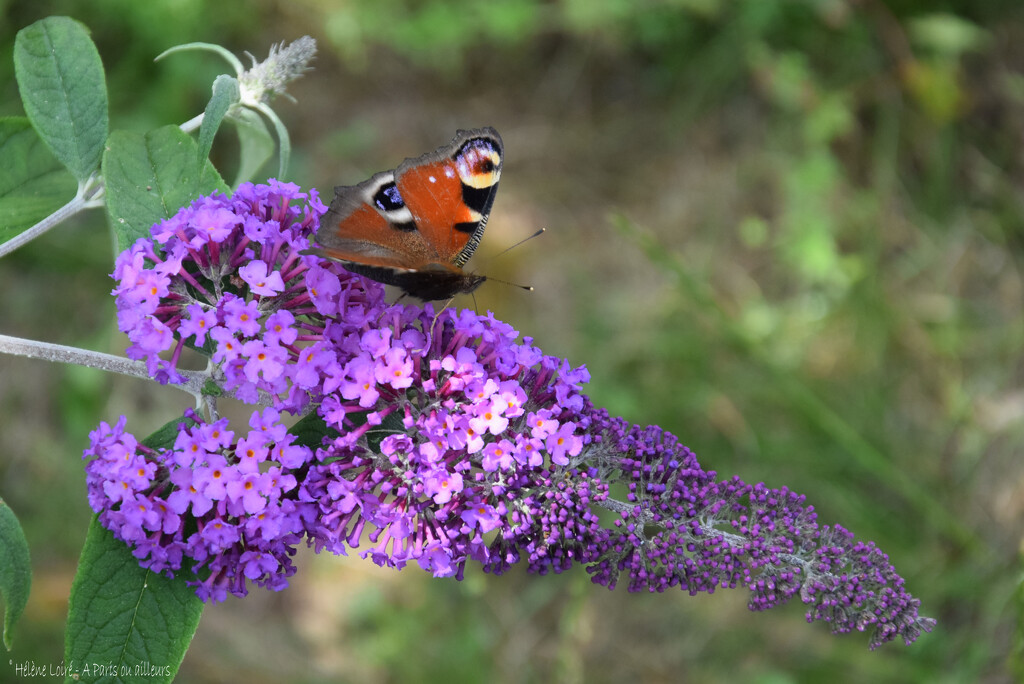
<box><xmin>455</xmin><ymin>140</ymin><xmax>502</xmax><ymax>189</ymax></box>
<box><xmin>369</xmin><ymin>179</ymin><xmax>415</xmax><ymax>229</ymax></box>
<box><xmin>373</xmin><ymin>182</ymin><xmax>405</xmax><ymax>211</ymax></box>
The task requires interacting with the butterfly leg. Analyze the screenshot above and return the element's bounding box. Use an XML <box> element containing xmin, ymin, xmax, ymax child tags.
<box><xmin>410</xmin><ymin>297</ymin><xmax>454</xmax><ymax>356</ymax></box>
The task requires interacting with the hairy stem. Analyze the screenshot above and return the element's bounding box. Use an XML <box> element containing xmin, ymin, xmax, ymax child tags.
<box><xmin>0</xmin><ymin>334</ymin><xmax>208</xmax><ymax>398</ymax></box>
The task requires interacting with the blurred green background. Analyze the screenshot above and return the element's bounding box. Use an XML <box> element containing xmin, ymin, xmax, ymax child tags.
<box><xmin>2</xmin><ymin>0</ymin><xmax>1023</xmax><ymax>682</ymax></box>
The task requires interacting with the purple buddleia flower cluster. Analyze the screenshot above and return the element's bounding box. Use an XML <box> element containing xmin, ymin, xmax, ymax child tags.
<box><xmin>83</xmin><ymin>181</ymin><xmax>934</xmax><ymax>648</ymax></box>
<box><xmin>298</xmin><ymin>305</ymin><xmax>606</xmax><ymax>580</ymax></box>
<box><xmin>110</xmin><ymin>179</ymin><xmax>380</xmax><ymax>410</ymax></box>
<box><xmin>83</xmin><ymin>409</ymin><xmax>309</xmax><ymax>601</ymax></box>
<box><xmin>580</xmin><ymin>412</ymin><xmax>935</xmax><ymax>648</ymax></box>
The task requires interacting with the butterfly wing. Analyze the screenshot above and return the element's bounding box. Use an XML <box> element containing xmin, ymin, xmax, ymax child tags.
<box><xmin>313</xmin><ymin>128</ymin><xmax>503</xmax><ymax>277</ymax></box>
<box><xmin>393</xmin><ymin>127</ymin><xmax>503</xmax><ymax>268</ymax></box>
<box><xmin>311</xmin><ymin>168</ymin><xmax>437</xmax><ymax>271</ymax></box>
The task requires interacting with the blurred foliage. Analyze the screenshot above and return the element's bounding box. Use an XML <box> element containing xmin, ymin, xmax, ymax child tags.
<box><xmin>2</xmin><ymin>0</ymin><xmax>1024</xmax><ymax>682</ymax></box>
<box><xmin>0</xmin><ymin>0</ymin><xmax>258</xmax><ymax>131</ymax></box>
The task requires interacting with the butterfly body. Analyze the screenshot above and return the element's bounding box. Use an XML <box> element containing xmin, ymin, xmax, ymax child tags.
<box><xmin>311</xmin><ymin>127</ymin><xmax>503</xmax><ymax>300</ymax></box>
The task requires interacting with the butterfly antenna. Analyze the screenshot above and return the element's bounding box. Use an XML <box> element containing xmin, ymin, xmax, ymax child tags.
<box><xmin>486</xmin><ymin>277</ymin><xmax>534</xmax><ymax>293</ymax></box>
<box><xmin>475</xmin><ymin>228</ymin><xmax>543</xmax><ymax>294</ymax></box>
<box><xmin>491</xmin><ymin>228</ymin><xmax>546</xmax><ymax>259</ymax></box>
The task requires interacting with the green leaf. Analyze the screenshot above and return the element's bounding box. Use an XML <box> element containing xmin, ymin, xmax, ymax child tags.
<box><xmin>65</xmin><ymin>518</ymin><xmax>203</xmax><ymax>684</ymax></box>
<box><xmin>201</xmin><ymin>378</ymin><xmax>225</xmax><ymax>397</ymax></box>
<box><xmin>141</xmin><ymin>414</ymin><xmax>198</xmax><ymax>450</ymax></box>
<box><xmin>369</xmin><ymin>410</ymin><xmax>404</xmax><ymax>452</ymax></box>
<box><xmin>13</xmin><ymin>17</ymin><xmax>109</xmax><ymax>182</ymax></box>
<box><xmin>0</xmin><ymin>498</ymin><xmax>32</xmax><ymax>651</ymax></box>
<box><xmin>289</xmin><ymin>410</ymin><xmax>334</xmax><ymax>449</ymax></box>
<box><xmin>0</xmin><ymin>117</ymin><xmax>76</xmax><ymax>240</ymax></box>
<box><xmin>228</xmin><ymin>107</ymin><xmax>274</xmax><ymax>187</ymax></box>
<box><xmin>102</xmin><ymin>125</ymin><xmax>228</xmax><ymax>251</ymax></box>
<box><xmin>197</xmin><ymin>74</ymin><xmax>240</xmax><ymax>171</ymax></box>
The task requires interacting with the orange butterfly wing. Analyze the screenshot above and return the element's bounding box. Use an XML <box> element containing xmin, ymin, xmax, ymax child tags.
<box><xmin>311</xmin><ymin>128</ymin><xmax>502</xmax><ymax>299</ymax></box>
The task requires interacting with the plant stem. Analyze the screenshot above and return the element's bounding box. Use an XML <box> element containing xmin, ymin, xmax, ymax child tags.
<box><xmin>0</xmin><ymin>334</ymin><xmax>207</xmax><ymax>398</ymax></box>
<box><xmin>0</xmin><ymin>191</ymin><xmax>91</xmax><ymax>259</ymax></box>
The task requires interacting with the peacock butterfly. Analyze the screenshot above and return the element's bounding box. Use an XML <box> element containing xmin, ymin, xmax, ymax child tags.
<box><xmin>309</xmin><ymin>127</ymin><xmax>503</xmax><ymax>301</ymax></box>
